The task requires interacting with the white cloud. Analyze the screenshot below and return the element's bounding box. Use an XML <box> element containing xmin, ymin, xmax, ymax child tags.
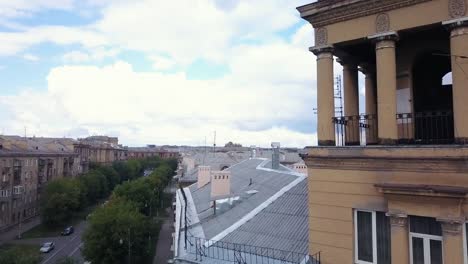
<box><xmin>94</xmin><ymin>0</ymin><xmax>308</xmax><ymax>65</ymax></box>
<box><xmin>1</xmin><ymin>39</ymin><xmax>317</xmax><ymax>147</ymax></box>
<box><xmin>0</xmin><ymin>26</ymin><xmax>106</xmax><ymax>56</ymax></box>
<box><xmin>149</xmin><ymin>55</ymin><xmax>176</xmax><ymax>71</ymax></box>
<box><xmin>62</xmin><ymin>51</ymin><xmax>90</xmax><ymax>63</ymax></box>
<box><xmin>62</xmin><ymin>48</ymin><xmax>120</xmax><ymax>63</ymax></box>
<box><xmin>0</xmin><ymin>0</ymin><xmax>323</xmax><ymax>147</ymax></box>
<box><xmin>0</xmin><ymin>0</ymin><xmax>74</xmax><ymax>18</ymax></box>
<box><xmin>22</xmin><ymin>53</ymin><xmax>39</xmax><ymax>61</ymax></box>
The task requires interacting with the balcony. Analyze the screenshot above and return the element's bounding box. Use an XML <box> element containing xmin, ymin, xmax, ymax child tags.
<box><xmin>12</xmin><ymin>185</ymin><xmax>23</xmax><ymax>199</ymax></box>
<box><xmin>0</xmin><ymin>190</ymin><xmax>11</xmax><ymax>202</ymax></box>
<box><xmin>333</xmin><ymin>111</ymin><xmax>455</xmax><ymax>146</ymax></box>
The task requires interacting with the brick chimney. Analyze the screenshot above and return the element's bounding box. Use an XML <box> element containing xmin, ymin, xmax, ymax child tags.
<box><xmin>210</xmin><ymin>171</ymin><xmax>231</xmax><ymax>199</ymax></box>
<box><xmin>197</xmin><ymin>165</ymin><xmax>211</xmax><ymax>188</ymax></box>
<box><xmin>271</xmin><ymin>142</ymin><xmax>280</xmax><ymax>170</ymax></box>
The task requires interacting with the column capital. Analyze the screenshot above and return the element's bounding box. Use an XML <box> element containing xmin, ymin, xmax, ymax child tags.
<box><xmin>309</xmin><ymin>45</ymin><xmax>334</xmax><ymax>56</ymax></box>
<box><xmin>368</xmin><ymin>31</ymin><xmax>399</xmax><ymax>43</ymax></box>
<box><xmin>386</xmin><ymin>212</ymin><xmax>408</xmax><ymax>227</ymax></box>
<box><xmin>437</xmin><ymin>217</ymin><xmax>465</xmax><ymax>235</ymax></box>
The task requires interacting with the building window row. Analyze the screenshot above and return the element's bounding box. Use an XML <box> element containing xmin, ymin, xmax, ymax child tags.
<box><xmin>354</xmin><ymin>210</ymin><xmax>459</xmax><ymax>264</ymax></box>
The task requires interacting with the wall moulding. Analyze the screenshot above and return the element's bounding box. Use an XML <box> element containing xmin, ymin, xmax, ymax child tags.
<box><xmin>300</xmin><ymin>0</ymin><xmax>433</xmax><ymax>27</ymax></box>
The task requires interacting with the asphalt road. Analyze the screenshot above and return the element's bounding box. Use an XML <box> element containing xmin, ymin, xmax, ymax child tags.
<box><xmin>12</xmin><ymin>221</ymin><xmax>87</xmax><ymax>264</ymax></box>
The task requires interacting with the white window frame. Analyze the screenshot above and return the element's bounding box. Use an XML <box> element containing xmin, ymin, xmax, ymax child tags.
<box><xmin>409</xmin><ymin>225</ymin><xmax>444</xmax><ymax>264</ymax></box>
<box><xmin>354</xmin><ymin>209</ymin><xmax>378</xmax><ymax>264</ymax></box>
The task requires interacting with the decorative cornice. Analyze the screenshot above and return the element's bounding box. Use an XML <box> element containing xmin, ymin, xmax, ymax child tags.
<box><xmin>375</xmin><ymin>183</ymin><xmax>468</xmax><ymax>198</ymax></box>
<box><xmin>304</xmin><ymin>155</ymin><xmax>468</xmax><ymax>173</ymax></box>
<box><xmin>368</xmin><ymin>31</ymin><xmax>399</xmax><ymax>43</ymax></box>
<box><xmin>298</xmin><ymin>0</ymin><xmax>433</xmax><ymax>28</ymax></box>
<box><xmin>309</xmin><ymin>45</ymin><xmax>334</xmax><ymax>56</ymax></box>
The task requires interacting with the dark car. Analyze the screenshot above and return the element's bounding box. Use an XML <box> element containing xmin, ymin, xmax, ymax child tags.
<box><xmin>61</xmin><ymin>226</ymin><xmax>74</xmax><ymax>236</ymax></box>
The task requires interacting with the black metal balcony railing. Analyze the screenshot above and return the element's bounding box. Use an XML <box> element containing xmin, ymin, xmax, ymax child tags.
<box><xmin>333</xmin><ymin>111</ymin><xmax>455</xmax><ymax>146</ymax></box>
<box><xmin>333</xmin><ymin>114</ymin><xmax>378</xmax><ymax>146</ymax></box>
<box><xmin>397</xmin><ymin>111</ymin><xmax>454</xmax><ymax>144</ymax></box>
<box><xmin>185</xmin><ymin>236</ymin><xmax>320</xmax><ymax>264</ymax></box>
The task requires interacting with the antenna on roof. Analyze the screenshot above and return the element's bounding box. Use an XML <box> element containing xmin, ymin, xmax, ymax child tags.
<box><xmin>203</xmin><ymin>136</ymin><xmax>207</xmax><ymax>165</ymax></box>
<box><xmin>213</xmin><ymin>131</ymin><xmax>216</xmax><ymax>156</ymax></box>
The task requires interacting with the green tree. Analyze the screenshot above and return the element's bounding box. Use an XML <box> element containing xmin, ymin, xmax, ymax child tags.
<box><xmin>126</xmin><ymin>159</ymin><xmax>143</xmax><ymax>180</ymax></box>
<box><xmin>96</xmin><ymin>166</ymin><xmax>120</xmax><ymax>190</ymax></box>
<box><xmin>82</xmin><ymin>198</ymin><xmax>151</xmax><ymax>264</ymax></box>
<box><xmin>79</xmin><ymin>170</ymin><xmax>108</xmax><ymax>203</ymax></box>
<box><xmin>112</xmin><ymin>161</ymin><xmax>131</xmax><ymax>182</ymax></box>
<box><xmin>40</xmin><ymin>179</ymin><xmax>81</xmax><ymax>227</ymax></box>
<box><xmin>113</xmin><ymin>178</ymin><xmax>154</xmax><ymax>215</ymax></box>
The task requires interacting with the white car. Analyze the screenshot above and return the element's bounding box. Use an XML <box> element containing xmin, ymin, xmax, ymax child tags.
<box><xmin>40</xmin><ymin>242</ymin><xmax>55</xmax><ymax>253</ymax></box>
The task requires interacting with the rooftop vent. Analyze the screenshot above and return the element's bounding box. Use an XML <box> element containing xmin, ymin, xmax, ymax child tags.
<box><xmin>271</xmin><ymin>142</ymin><xmax>280</xmax><ymax>170</ymax></box>
<box><xmin>250</xmin><ymin>145</ymin><xmax>256</xmax><ymax>159</ymax></box>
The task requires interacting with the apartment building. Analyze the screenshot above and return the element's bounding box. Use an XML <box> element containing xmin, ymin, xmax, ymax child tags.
<box><xmin>297</xmin><ymin>1</ymin><xmax>468</xmax><ymax>264</ymax></box>
<box><xmin>127</xmin><ymin>145</ymin><xmax>179</xmax><ymax>160</ymax></box>
<box><xmin>0</xmin><ymin>136</ymin><xmax>82</xmax><ymax>232</ymax></box>
<box><xmin>78</xmin><ymin>136</ymin><xmax>127</xmax><ymax>165</ymax></box>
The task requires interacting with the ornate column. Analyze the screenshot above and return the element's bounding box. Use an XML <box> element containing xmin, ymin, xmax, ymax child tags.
<box><xmin>311</xmin><ymin>46</ymin><xmax>335</xmax><ymax>146</ymax></box>
<box><xmin>387</xmin><ymin>212</ymin><xmax>409</xmax><ymax>264</ymax></box>
<box><xmin>438</xmin><ymin>218</ymin><xmax>465</xmax><ymax>264</ymax></box>
<box><xmin>444</xmin><ymin>17</ymin><xmax>468</xmax><ymax>144</ymax></box>
<box><xmin>360</xmin><ymin>65</ymin><xmax>378</xmax><ymax>145</ymax></box>
<box><xmin>340</xmin><ymin>59</ymin><xmax>360</xmax><ymax>145</ymax></box>
<box><xmin>369</xmin><ymin>32</ymin><xmax>399</xmax><ymax>145</ymax></box>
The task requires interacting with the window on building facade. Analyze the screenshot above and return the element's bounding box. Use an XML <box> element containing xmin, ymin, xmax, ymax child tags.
<box><xmin>354</xmin><ymin>210</ymin><xmax>391</xmax><ymax>264</ymax></box>
<box><xmin>409</xmin><ymin>216</ymin><xmax>443</xmax><ymax>264</ymax></box>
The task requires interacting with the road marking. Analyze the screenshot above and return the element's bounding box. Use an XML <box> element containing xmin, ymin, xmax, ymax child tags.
<box><xmin>68</xmin><ymin>242</ymin><xmax>83</xmax><ymax>257</ymax></box>
<box><xmin>42</xmin><ymin>235</ymin><xmax>79</xmax><ymax>264</ymax></box>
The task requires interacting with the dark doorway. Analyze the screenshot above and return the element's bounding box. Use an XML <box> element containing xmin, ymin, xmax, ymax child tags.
<box><xmin>412</xmin><ymin>52</ymin><xmax>454</xmax><ymax>144</ymax></box>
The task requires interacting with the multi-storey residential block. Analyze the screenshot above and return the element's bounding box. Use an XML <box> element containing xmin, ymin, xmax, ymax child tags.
<box><xmin>0</xmin><ymin>136</ymin><xmax>82</xmax><ymax>232</ymax></box>
<box><xmin>298</xmin><ymin>1</ymin><xmax>468</xmax><ymax>263</ymax></box>
<box><xmin>127</xmin><ymin>145</ymin><xmax>179</xmax><ymax>160</ymax></box>
<box><xmin>78</xmin><ymin>136</ymin><xmax>127</xmax><ymax>165</ymax></box>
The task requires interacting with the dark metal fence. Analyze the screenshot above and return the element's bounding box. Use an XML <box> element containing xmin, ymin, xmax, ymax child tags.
<box><xmin>397</xmin><ymin>111</ymin><xmax>454</xmax><ymax>144</ymax></box>
<box><xmin>333</xmin><ymin>114</ymin><xmax>378</xmax><ymax>146</ymax></box>
<box><xmin>185</xmin><ymin>236</ymin><xmax>320</xmax><ymax>264</ymax></box>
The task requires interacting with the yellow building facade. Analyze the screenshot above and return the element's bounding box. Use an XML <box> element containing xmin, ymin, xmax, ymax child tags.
<box><xmin>297</xmin><ymin>1</ymin><xmax>468</xmax><ymax>264</ymax></box>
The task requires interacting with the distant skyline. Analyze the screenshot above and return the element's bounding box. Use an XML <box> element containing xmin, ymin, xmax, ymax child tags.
<box><xmin>0</xmin><ymin>0</ymin><xmax>358</xmax><ymax>148</ymax></box>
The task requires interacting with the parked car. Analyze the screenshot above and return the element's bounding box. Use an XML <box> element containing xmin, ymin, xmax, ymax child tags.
<box><xmin>61</xmin><ymin>226</ymin><xmax>74</xmax><ymax>236</ymax></box>
<box><xmin>40</xmin><ymin>242</ymin><xmax>55</xmax><ymax>253</ymax></box>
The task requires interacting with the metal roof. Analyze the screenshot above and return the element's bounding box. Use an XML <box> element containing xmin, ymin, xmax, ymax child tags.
<box><xmin>181</xmin><ymin>158</ymin><xmax>309</xmax><ymax>261</ymax></box>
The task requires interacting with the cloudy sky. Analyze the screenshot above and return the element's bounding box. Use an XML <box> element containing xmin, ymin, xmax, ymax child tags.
<box><xmin>0</xmin><ymin>0</ymin><xmax>337</xmax><ymax>147</ymax></box>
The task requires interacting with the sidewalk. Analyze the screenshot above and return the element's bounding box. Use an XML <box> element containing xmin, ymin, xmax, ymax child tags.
<box><xmin>153</xmin><ymin>207</ymin><xmax>174</xmax><ymax>264</ymax></box>
<box><xmin>0</xmin><ymin>216</ymin><xmax>41</xmax><ymax>245</ymax></box>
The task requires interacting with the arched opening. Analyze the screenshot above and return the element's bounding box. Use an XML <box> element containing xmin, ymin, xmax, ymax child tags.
<box><xmin>412</xmin><ymin>52</ymin><xmax>454</xmax><ymax>144</ymax></box>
